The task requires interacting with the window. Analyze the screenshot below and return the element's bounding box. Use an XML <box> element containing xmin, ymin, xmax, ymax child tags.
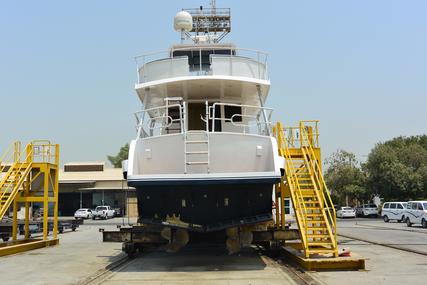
<box><xmin>224</xmin><ymin>106</ymin><xmax>242</xmax><ymax>122</ymax></box>
<box><xmin>423</xmin><ymin>203</ymin><xmax>427</xmax><ymax>210</ymax></box>
<box><xmin>397</xmin><ymin>204</ymin><xmax>404</xmax><ymax>209</ymax></box>
<box><xmin>390</xmin><ymin>203</ymin><xmax>397</xmax><ymax>209</ymax></box>
<box><xmin>407</xmin><ymin>202</ymin><xmax>412</xmax><ymax>209</ymax></box>
<box><xmin>412</xmin><ymin>203</ymin><xmax>417</xmax><ymax>210</ymax></box>
<box><xmin>417</xmin><ymin>203</ymin><xmax>423</xmax><ymax>210</ymax></box>
<box><xmin>383</xmin><ymin>203</ymin><xmax>389</xmax><ymax>209</ymax></box>
<box><xmin>284</xmin><ymin>199</ymin><xmax>291</xmax><ymax>215</ymax></box>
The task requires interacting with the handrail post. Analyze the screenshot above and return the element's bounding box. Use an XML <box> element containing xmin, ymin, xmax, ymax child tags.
<box><xmin>13</xmin><ymin>141</ymin><xmax>21</xmax><ymax>163</ymax></box>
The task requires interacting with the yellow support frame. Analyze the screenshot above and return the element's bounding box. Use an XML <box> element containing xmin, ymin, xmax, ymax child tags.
<box><xmin>0</xmin><ymin>140</ymin><xmax>59</xmax><ymax>256</ymax></box>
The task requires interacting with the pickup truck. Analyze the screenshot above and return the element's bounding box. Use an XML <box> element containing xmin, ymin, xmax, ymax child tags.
<box><xmin>92</xmin><ymin>206</ymin><xmax>115</xmax><ymax>220</ymax></box>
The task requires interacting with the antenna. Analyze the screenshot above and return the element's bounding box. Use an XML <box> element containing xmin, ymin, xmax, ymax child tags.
<box><xmin>174</xmin><ymin>2</ymin><xmax>231</xmax><ymax>44</ymax></box>
<box><xmin>210</xmin><ymin>0</ymin><xmax>216</xmax><ymax>13</ymax></box>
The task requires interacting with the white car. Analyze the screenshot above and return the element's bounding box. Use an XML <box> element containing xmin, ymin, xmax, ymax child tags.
<box><xmin>92</xmin><ymin>206</ymin><xmax>115</xmax><ymax>220</ymax></box>
<box><xmin>405</xmin><ymin>201</ymin><xmax>427</xmax><ymax>228</ymax></box>
<box><xmin>74</xmin><ymin>208</ymin><xmax>93</xmax><ymax>219</ymax></box>
<box><xmin>381</xmin><ymin>202</ymin><xmax>407</xmax><ymax>222</ymax></box>
<box><xmin>356</xmin><ymin>204</ymin><xmax>379</xmax><ymax>217</ymax></box>
<box><xmin>336</xmin><ymin>207</ymin><xmax>356</xmax><ymax>218</ymax></box>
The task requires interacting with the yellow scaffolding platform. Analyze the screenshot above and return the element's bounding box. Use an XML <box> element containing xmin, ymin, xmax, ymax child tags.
<box><xmin>273</xmin><ymin>121</ymin><xmax>365</xmax><ymax>270</ymax></box>
<box><xmin>0</xmin><ymin>141</ymin><xmax>59</xmax><ymax>256</ymax></box>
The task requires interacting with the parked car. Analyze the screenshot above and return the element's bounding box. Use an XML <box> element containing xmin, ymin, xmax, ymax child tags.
<box><xmin>336</xmin><ymin>207</ymin><xmax>356</xmax><ymax>218</ymax></box>
<box><xmin>74</xmin><ymin>208</ymin><xmax>93</xmax><ymax>219</ymax></box>
<box><xmin>404</xmin><ymin>201</ymin><xmax>427</xmax><ymax>228</ymax></box>
<box><xmin>381</xmin><ymin>202</ymin><xmax>407</xmax><ymax>222</ymax></box>
<box><xmin>92</xmin><ymin>206</ymin><xmax>115</xmax><ymax>220</ymax></box>
<box><xmin>113</xmin><ymin>208</ymin><xmax>121</xmax><ymax>217</ymax></box>
<box><xmin>356</xmin><ymin>204</ymin><xmax>379</xmax><ymax>217</ymax></box>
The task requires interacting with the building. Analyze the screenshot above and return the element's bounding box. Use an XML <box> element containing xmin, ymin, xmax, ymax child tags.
<box><xmin>58</xmin><ymin>162</ymin><xmax>137</xmax><ymax>217</ymax></box>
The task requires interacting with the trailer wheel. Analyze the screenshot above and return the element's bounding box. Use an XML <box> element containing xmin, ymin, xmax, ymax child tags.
<box><xmin>1</xmin><ymin>234</ymin><xmax>10</xmax><ymax>242</ymax></box>
<box><xmin>123</xmin><ymin>242</ymin><xmax>136</xmax><ymax>258</ymax></box>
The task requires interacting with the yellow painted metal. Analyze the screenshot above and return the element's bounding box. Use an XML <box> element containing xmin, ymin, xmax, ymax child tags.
<box><xmin>282</xmin><ymin>246</ymin><xmax>365</xmax><ymax>271</ymax></box>
<box><xmin>0</xmin><ymin>238</ymin><xmax>59</xmax><ymax>257</ymax></box>
<box><xmin>274</xmin><ymin>121</ymin><xmax>338</xmax><ymax>258</ymax></box>
<box><xmin>0</xmin><ymin>140</ymin><xmax>59</xmax><ymax>254</ymax></box>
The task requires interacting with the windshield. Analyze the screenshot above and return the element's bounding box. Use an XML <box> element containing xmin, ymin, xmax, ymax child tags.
<box><xmin>97</xmin><ymin>207</ymin><xmax>107</xmax><ymax>211</ymax></box>
<box><xmin>365</xmin><ymin>204</ymin><xmax>377</xmax><ymax>208</ymax></box>
<box><xmin>77</xmin><ymin>209</ymin><xmax>86</xmax><ymax>212</ymax></box>
<box><xmin>342</xmin><ymin>207</ymin><xmax>353</xmax><ymax>210</ymax></box>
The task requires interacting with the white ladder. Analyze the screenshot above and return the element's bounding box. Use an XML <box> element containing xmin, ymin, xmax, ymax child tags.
<box><xmin>184</xmin><ymin>130</ymin><xmax>210</xmax><ymax>174</ymax></box>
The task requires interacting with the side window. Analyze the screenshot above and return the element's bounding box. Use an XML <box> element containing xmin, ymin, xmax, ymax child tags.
<box><xmin>383</xmin><ymin>203</ymin><xmax>389</xmax><ymax>209</ymax></box>
<box><xmin>397</xmin><ymin>204</ymin><xmax>403</xmax><ymax>209</ymax></box>
<box><xmin>412</xmin><ymin>203</ymin><xmax>418</xmax><ymax>210</ymax></box>
<box><xmin>224</xmin><ymin>106</ymin><xmax>242</xmax><ymax>122</ymax></box>
<box><xmin>390</xmin><ymin>203</ymin><xmax>396</xmax><ymax>209</ymax></box>
<box><xmin>407</xmin><ymin>203</ymin><xmax>412</xmax><ymax>209</ymax></box>
<box><xmin>417</xmin><ymin>203</ymin><xmax>423</xmax><ymax>210</ymax></box>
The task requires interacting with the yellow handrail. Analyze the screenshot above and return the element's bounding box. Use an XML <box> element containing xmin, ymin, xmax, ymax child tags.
<box><xmin>299</xmin><ymin>122</ymin><xmax>337</xmax><ymax>249</ymax></box>
<box><xmin>0</xmin><ymin>142</ymin><xmax>20</xmax><ymax>175</ymax></box>
<box><xmin>275</xmin><ymin>122</ymin><xmax>309</xmax><ymax>249</ymax></box>
<box><xmin>0</xmin><ymin>141</ymin><xmax>58</xmax><ymax>215</ymax></box>
<box><xmin>0</xmin><ymin>144</ymin><xmax>34</xmax><ymax>218</ymax></box>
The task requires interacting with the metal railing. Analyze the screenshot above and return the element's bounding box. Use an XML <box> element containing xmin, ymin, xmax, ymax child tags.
<box><xmin>298</xmin><ymin>121</ymin><xmax>337</xmax><ymax>250</ymax></box>
<box><xmin>282</xmin><ymin>121</ymin><xmax>320</xmax><ymax>149</ymax></box>
<box><xmin>134</xmin><ymin>101</ymin><xmax>273</xmax><ymax>138</ymax></box>
<box><xmin>135</xmin><ymin>104</ymin><xmax>185</xmax><ymax>138</ymax></box>
<box><xmin>0</xmin><ymin>141</ymin><xmax>59</xmax><ymax>219</ymax></box>
<box><xmin>134</xmin><ymin>47</ymin><xmax>269</xmax><ymax>84</ymax></box>
<box><xmin>209</xmin><ymin>102</ymin><xmax>273</xmax><ymax>136</ymax></box>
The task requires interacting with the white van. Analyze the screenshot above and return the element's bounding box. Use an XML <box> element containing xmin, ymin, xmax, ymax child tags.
<box><xmin>381</xmin><ymin>202</ymin><xmax>407</xmax><ymax>222</ymax></box>
<box><xmin>404</xmin><ymin>201</ymin><xmax>427</xmax><ymax>228</ymax></box>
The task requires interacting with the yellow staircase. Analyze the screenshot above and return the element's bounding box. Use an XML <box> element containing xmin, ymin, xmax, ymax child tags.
<box><xmin>0</xmin><ymin>142</ymin><xmax>32</xmax><ymax>219</ymax></box>
<box><xmin>274</xmin><ymin>121</ymin><xmax>338</xmax><ymax>258</ymax></box>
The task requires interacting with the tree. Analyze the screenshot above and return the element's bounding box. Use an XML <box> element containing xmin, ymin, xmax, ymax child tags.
<box><xmin>324</xmin><ymin>150</ymin><xmax>368</xmax><ymax>206</ymax></box>
<box><xmin>365</xmin><ymin>136</ymin><xmax>427</xmax><ymax>200</ymax></box>
<box><xmin>107</xmin><ymin>143</ymin><xmax>129</xmax><ymax>168</ymax></box>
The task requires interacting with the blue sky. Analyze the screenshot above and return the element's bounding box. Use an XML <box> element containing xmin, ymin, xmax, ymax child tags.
<box><xmin>1</xmin><ymin>1</ymin><xmax>426</xmax><ymax>165</ymax></box>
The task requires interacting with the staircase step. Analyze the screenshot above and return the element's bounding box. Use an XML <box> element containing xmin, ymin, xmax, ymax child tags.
<box><xmin>185</xmin><ymin>140</ymin><xmax>208</xmax><ymax>144</ymax></box>
<box><xmin>306</xmin><ymin>221</ymin><xmax>327</xmax><ymax>225</ymax></box>
<box><xmin>308</xmin><ymin>242</ymin><xmax>334</xmax><ymax>247</ymax></box>
<box><xmin>303</xmin><ymin>200</ymin><xmax>320</xmax><ymax>204</ymax></box>
<box><xmin>307</xmin><ymin>234</ymin><xmax>331</xmax><ymax>239</ymax></box>
<box><xmin>186</xmin><ymin>161</ymin><xmax>209</xmax><ymax>165</ymax></box>
<box><xmin>306</xmin><ymin>213</ymin><xmax>323</xmax><ymax>217</ymax></box>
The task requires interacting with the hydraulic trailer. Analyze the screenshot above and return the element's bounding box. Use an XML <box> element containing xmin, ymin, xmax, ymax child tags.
<box><xmin>100</xmin><ymin>223</ymin><xmax>300</xmax><ymax>257</ymax></box>
<box><xmin>0</xmin><ymin>219</ymin><xmax>82</xmax><ymax>241</ymax></box>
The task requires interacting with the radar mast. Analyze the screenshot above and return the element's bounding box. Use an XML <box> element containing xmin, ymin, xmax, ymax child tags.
<box><xmin>174</xmin><ymin>1</ymin><xmax>231</xmax><ymax>44</ymax></box>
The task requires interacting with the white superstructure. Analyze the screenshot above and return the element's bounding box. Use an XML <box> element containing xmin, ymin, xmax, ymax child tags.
<box><xmin>125</xmin><ymin>5</ymin><xmax>282</xmax><ymax>231</ymax></box>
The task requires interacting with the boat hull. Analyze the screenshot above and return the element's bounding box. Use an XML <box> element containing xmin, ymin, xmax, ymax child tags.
<box><xmin>129</xmin><ymin>178</ymin><xmax>277</xmax><ymax>232</ymax></box>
